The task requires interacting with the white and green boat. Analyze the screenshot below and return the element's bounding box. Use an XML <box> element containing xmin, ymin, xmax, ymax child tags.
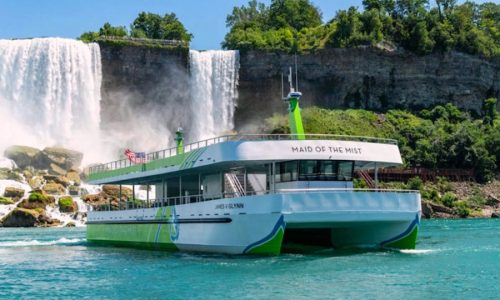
<box><xmin>86</xmin><ymin>72</ymin><xmax>421</xmax><ymax>255</ymax></box>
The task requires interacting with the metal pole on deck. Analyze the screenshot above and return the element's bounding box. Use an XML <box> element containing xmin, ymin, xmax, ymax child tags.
<box><xmin>272</xmin><ymin>162</ymin><xmax>276</xmax><ymax>194</ymax></box>
<box><xmin>374</xmin><ymin>163</ymin><xmax>379</xmax><ymax>190</ymax></box>
<box><xmin>132</xmin><ymin>185</ymin><xmax>135</xmax><ymax>209</ymax></box>
<box><xmin>119</xmin><ymin>185</ymin><xmax>122</xmax><ymax>210</ymax></box>
<box><xmin>147</xmin><ymin>184</ymin><xmax>149</xmax><ymax>208</ymax></box>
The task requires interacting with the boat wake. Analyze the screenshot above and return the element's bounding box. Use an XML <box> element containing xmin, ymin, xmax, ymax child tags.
<box><xmin>398</xmin><ymin>249</ymin><xmax>436</xmax><ymax>254</ymax></box>
<box><xmin>0</xmin><ymin>238</ymin><xmax>84</xmax><ymax>248</ymax></box>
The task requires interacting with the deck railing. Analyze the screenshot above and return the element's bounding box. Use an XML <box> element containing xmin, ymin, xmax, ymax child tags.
<box><xmin>86</xmin><ymin>134</ymin><xmax>398</xmax><ymax>176</ymax></box>
<box><xmin>91</xmin><ymin>188</ymin><xmax>418</xmax><ymax>212</ymax></box>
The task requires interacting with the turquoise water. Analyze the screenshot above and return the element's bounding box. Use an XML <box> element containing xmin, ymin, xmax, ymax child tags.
<box><xmin>0</xmin><ymin>220</ymin><xmax>498</xmax><ymax>299</ymax></box>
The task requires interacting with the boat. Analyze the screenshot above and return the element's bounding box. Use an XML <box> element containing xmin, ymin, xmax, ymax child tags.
<box><xmin>85</xmin><ymin>68</ymin><xmax>421</xmax><ymax>255</ymax></box>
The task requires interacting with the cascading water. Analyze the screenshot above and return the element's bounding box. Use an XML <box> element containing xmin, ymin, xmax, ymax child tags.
<box><xmin>0</xmin><ymin>38</ymin><xmax>103</xmax><ymax>163</ymax></box>
<box><xmin>188</xmin><ymin>50</ymin><xmax>239</xmax><ymax>141</ymax></box>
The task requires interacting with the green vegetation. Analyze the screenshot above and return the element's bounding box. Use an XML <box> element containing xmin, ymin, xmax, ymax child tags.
<box><xmin>79</xmin><ymin>12</ymin><xmax>192</xmax><ymax>46</ymax></box>
<box><xmin>265</xmin><ymin>101</ymin><xmax>499</xmax><ymax>182</ymax></box>
<box><xmin>58</xmin><ymin>196</ymin><xmax>76</xmax><ymax>212</ymax></box>
<box><xmin>0</xmin><ymin>196</ymin><xmax>14</xmax><ymax>205</ymax></box>
<box><xmin>223</xmin><ymin>0</ymin><xmax>499</xmax><ymax>57</ymax></box>
<box><xmin>28</xmin><ymin>191</ymin><xmax>52</xmax><ymax>205</ymax></box>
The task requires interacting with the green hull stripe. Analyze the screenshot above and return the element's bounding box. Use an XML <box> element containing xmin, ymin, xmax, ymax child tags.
<box><xmin>247</xmin><ymin>228</ymin><xmax>284</xmax><ymax>255</ymax></box>
<box><xmin>383</xmin><ymin>226</ymin><xmax>419</xmax><ymax>249</ymax></box>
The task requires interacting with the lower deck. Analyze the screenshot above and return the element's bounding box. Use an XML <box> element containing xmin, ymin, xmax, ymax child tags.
<box><xmin>87</xmin><ymin>189</ymin><xmax>421</xmax><ymax>255</ymax></box>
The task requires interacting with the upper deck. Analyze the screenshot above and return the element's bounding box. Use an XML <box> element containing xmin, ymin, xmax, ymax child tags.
<box><xmin>86</xmin><ymin>134</ymin><xmax>402</xmax><ymax>185</ymax></box>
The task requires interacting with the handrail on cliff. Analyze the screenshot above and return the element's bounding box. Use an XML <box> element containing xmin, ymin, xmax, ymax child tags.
<box><xmin>85</xmin><ymin>134</ymin><xmax>397</xmax><ymax>175</ymax></box>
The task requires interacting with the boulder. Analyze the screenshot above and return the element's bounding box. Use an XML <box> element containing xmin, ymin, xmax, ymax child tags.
<box><xmin>429</xmin><ymin>202</ymin><xmax>454</xmax><ymax>214</ymax></box>
<box><xmin>3</xmin><ymin>187</ymin><xmax>25</xmax><ymax>198</ymax></box>
<box><xmin>0</xmin><ymin>196</ymin><xmax>14</xmax><ymax>205</ymax></box>
<box><xmin>491</xmin><ymin>211</ymin><xmax>500</xmax><ymax>218</ymax></box>
<box><xmin>28</xmin><ymin>176</ymin><xmax>44</xmax><ymax>189</ymax></box>
<box><xmin>48</xmin><ymin>163</ymin><xmax>67</xmax><ymax>176</ymax></box>
<box><xmin>68</xmin><ymin>186</ymin><xmax>80</xmax><ymax>196</ymax></box>
<box><xmin>66</xmin><ymin>171</ymin><xmax>81</xmax><ymax>186</ymax></box>
<box><xmin>102</xmin><ymin>185</ymin><xmax>132</xmax><ymax>198</ymax></box>
<box><xmin>0</xmin><ymin>169</ymin><xmax>23</xmax><ymax>182</ymax></box>
<box><xmin>53</xmin><ymin>176</ymin><xmax>71</xmax><ymax>188</ymax></box>
<box><xmin>65</xmin><ymin>222</ymin><xmax>76</xmax><ymax>227</ymax></box>
<box><xmin>2</xmin><ymin>208</ymin><xmax>40</xmax><ymax>227</ymax></box>
<box><xmin>58</xmin><ymin>196</ymin><xmax>77</xmax><ymax>213</ymax></box>
<box><xmin>3</xmin><ymin>145</ymin><xmax>40</xmax><ymax>169</ymax></box>
<box><xmin>421</xmin><ymin>201</ymin><xmax>433</xmax><ymax>219</ymax></box>
<box><xmin>20</xmin><ymin>191</ymin><xmax>55</xmax><ymax>209</ymax></box>
<box><xmin>43</xmin><ymin>183</ymin><xmax>66</xmax><ymax>195</ymax></box>
<box><xmin>36</xmin><ymin>147</ymin><xmax>83</xmax><ymax>171</ymax></box>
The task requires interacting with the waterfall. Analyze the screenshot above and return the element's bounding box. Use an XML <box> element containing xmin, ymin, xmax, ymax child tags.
<box><xmin>188</xmin><ymin>50</ymin><xmax>239</xmax><ymax>141</ymax></box>
<box><xmin>0</xmin><ymin>38</ymin><xmax>102</xmax><ymax>163</ymax></box>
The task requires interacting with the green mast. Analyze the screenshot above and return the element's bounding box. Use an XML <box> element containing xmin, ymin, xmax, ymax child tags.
<box><xmin>175</xmin><ymin>127</ymin><xmax>184</xmax><ymax>154</ymax></box>
<box><xmin>283</xmin><ymin>66</ymin><xmax>305</xmax><ymax>140</ymax></box>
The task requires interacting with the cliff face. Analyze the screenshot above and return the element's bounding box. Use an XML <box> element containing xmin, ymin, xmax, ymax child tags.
<box><xmin>99</xmin><ymin>44</ymin><xmax>190</xmax><ymax>133</ymax></box>
<box><xmin>236</xmin><ymin>48</ymin><xmax>499</xmax><ymax>129</ymax></box>
<box><xmin>98</xmin><ymin>44</ymin><xmax>499</xmax><ymax>133</ymax></box>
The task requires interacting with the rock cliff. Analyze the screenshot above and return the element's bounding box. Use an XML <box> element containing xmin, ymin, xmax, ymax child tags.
<box><xmin>99</xmin><ymin>44</ymin><xmax>190</xmax><ymax>134</ymax></box>
<box><xmin>236</xmin><ymin>48</ymin><xmax>499</xmax><ymax>129</ymax></box>
<box><xmin>98</xmin><ymin>44</ymin><xmax>499</xmax><ymax>132</ymax></box>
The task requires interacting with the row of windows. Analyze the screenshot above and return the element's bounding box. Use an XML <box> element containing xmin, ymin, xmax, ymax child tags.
<box><xmin>275</xmin><ymin>160</ymin><xmax>354</xmax><ymax>182</ymax></box>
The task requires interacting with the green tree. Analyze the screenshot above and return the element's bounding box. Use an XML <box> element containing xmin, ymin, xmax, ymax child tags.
<box><xmin>99</xmin><ymin>22</ymin><xmax>127</xmax><ymax>37</ymax></box>
<box><xmin>226</xmin><ymin>0</ymin><xmax>269</xmax><ymax>29</ymax></box>
<box><xmin>79</xmin><ymin>31</ymin><xmax>99</xmax><ymax>42</ymax></box>
<box><xmin>131</xmin><ymin>12</ymin><xmax>192</xmax><ymax>42</ymax></box>
<box><xmin>483</xmin><ymin>97</ymin><xmax>498</xmax><ymax>126</ymax></box>
<box><xmin>268</xmin><ymin>0</ymin><xmax>322</xmax><ymax>31</ymax></box>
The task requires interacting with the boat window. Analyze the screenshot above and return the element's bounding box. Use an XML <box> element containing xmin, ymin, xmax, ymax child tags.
<box><xmin>298</xmin><ymin>160</ymin><xmax>318</xmax><ymax>180</ymax></box>
<box><xmin>275</xmin><ymin>161</ymin><xmax>298</xmax><ymax>183</ymax></box>
<box><xmin>338</xmin><ymin>161</ymin><xmax>354</xmax><ymax>181</ymax></box>
<box><xmin>276</xmin><ymin>160</ymin><xmax>354</xmax><ymax>182</ymax></box>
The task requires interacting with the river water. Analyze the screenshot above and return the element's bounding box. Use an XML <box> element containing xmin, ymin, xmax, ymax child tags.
<box><xmin>0</xmin><ymin>219</ymin><xmax>498</xmax><ymax>299</ymax></box>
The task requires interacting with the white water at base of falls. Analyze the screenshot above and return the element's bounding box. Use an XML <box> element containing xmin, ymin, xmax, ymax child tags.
<box><xmin>188</xmin><ymin>50</ymin><xmax>239</xmax><ymax>141</ymax></box>
<box><xmin>0</xmin><ymin>38</ymin><xmax>103</xmax><ymax>164</ymax></box>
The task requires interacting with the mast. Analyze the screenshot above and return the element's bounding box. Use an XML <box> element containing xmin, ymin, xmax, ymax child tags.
<box><xmin>283</xmin><ymin>65</ymin><xmax>305</xmax><ymax>140</ymax></box>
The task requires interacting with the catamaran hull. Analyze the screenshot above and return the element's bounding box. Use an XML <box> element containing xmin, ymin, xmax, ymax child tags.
<box><xmin>86</xmin><ymin>191</ymin><xmax>420</xmax><ymax>255</ymax></box>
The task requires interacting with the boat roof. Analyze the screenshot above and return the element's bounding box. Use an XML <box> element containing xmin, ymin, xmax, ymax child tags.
<box><xmin>85</xmin><ymin>134</ymin><xmax>402</xmax><ymax>185</ymax></box>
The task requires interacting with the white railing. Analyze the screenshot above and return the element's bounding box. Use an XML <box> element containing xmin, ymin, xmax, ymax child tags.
<box><xmin>87</xmin><ymin>134</ymin><xmax>398</xmax><ymax>175</ymax></box>
<box><xmin>92</xmin><ymin>188</ymin><xmax>419</xmax><ymax>211</ymax></box>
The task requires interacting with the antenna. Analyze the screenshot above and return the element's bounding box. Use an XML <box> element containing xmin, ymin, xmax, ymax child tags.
<box><xmin>295</xmin><ymin>54</ymin><xmax>298</xmax><ymax>92</ymax></box>
<box><xmin>288</xmin><ymin>66</ymin><xmax>294</xmax><ymax>92</ymax></box>
<box><xmin>281</xmin><ymin>72</ymin><xmax>284</xmax><ymax>100</ymax></box>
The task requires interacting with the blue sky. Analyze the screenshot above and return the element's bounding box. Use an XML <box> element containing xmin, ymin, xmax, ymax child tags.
<box><xmin>0</xmin><ymin>0</ymin><xmax>491</xmax><ymax>50</ymax></box>
<box><xmin>0</xmin><ymin>0</ymin><xmax>363</xmax><ymax>49</ymax></box>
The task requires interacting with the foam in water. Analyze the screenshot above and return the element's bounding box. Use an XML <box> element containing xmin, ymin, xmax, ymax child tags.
<box><xmin>0</xmin><ymin>38</ymin><xmax>103</xmax><ymax>164</ymax></box>
<box><xmin>0</xmin><ymin>237</ymin><xmax>82</xmax><ymax>247</ymax></box>
<box><xmin>188</xmin><ymin>50</ymin><xmax>239</xmax><ymax>141</ymax></box>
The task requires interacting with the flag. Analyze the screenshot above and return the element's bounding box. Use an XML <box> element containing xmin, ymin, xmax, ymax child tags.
<box><xmin>124</xmin><ymin>149</ymin><xmax>147</xmax><ymax>164</ymax></box>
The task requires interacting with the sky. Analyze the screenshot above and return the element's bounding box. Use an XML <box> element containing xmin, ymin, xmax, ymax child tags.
<box><xmin>0</xmin><ymin>0</ymin><xmax>364</xmax><ymax>50</ymax></box>
<box><xmin>0</xmin><ymin>0</ymin><xmax>492</xmax><ymax>50</ymax></box>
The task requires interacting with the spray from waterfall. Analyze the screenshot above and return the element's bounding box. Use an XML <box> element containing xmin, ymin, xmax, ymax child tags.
<box><xmin>0</xmin><ymin>38</ymin><xmax>104</xmax><ymax>164</ymax></box>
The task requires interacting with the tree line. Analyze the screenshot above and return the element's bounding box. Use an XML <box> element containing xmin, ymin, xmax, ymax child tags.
<box><xmin>222</xmin><ymin>0</ymin><xmax>499</xmax><ymax>56</ymax></box>
<box><xmin>79</xmin><ymin>12</ymin><xmax>192</xmax><ymax>44</ymax></box>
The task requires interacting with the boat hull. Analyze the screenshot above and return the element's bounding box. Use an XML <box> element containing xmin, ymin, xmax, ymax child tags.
<box><xmin>87</xmin><ymin>191</ymin><xmax>420</xmax><ymax>255</ymax></box>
